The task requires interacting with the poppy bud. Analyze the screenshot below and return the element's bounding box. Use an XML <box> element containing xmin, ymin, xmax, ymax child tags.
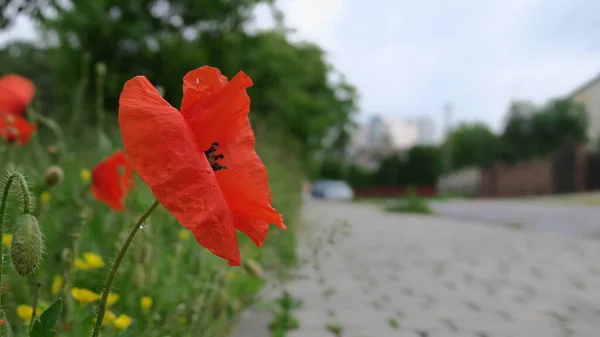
<box><xmin>47</xmin><ymin>145</ymin><xmax>58</xmax><ymax>155</ymax></box>
<box><xmin>243</xmin><ymin>259</ymin><xmax>264</xmax><ymax>278</ymax></box>
<box><xmin>44</xmin><ymin>166</ymin><xmax>64</xmax><ymax>186</ymax></box>
<box><xmin>11</xmin><ymin>214</ymin><xmax>44</xmax><ymax>276</ymax></box>
<box><xmin>155</xmin><ymin>85</ymin><xmax>165</xmax><ymax>97</ymax></box>
<box><xmin>47</xmin><ymin>145</ymin><xmax>60</xmax><ymax>161</ymax></box>
<box><xmin>96</xmin><ymin>63</ymin><xmax>107</xmax><ymax>76</ymax></box>
<box><xmin>212</xmin><ymin>289</ymin><xmax>229</xmax><ymax>317</ymax></box>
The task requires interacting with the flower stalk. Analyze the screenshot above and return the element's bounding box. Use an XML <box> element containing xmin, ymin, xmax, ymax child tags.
<box><xmin>29</xmin><ymin>282</ymin><xmax>41</xmax><ymax>331</ymax></box>
<box><xmin>90</xmin><ymin>199</ymin><xmax>160</xmax><ymax>337</ymax></box>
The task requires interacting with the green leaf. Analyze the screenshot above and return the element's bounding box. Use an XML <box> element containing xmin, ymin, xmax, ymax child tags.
<box><xmin>29</xmin><ymin>298</ymin><xmax>63</xmax><ymax>337</ymax></box>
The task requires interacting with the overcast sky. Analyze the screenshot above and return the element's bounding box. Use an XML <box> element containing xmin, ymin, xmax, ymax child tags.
<box><xmin>2</xmin><ymin>0</ymin><xmax>600</xmax><ymax>133</ymax></box>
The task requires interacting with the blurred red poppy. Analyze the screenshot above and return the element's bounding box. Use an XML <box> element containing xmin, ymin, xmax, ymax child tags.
<box><xmin>0</xmin><ymin>74</ymin><xmax>37</xmax><ymax>144</ymax></box>
<box><xmin>0</xmin><ymin>74</ymin><xmax>35</xmax><ymax>116</ymax></box>
<box><xmin>91</xmin><ymin>151</ymin><xmax>134</xmax><ymax>212</ymax></box>
<box><xmin>118</xmin><ymin>66</ymin><xmax>285</xmax><ymax>266</ymax></box>
<box><xmin>0</xmin><ymin>112</ymin><xmax>37</xmax><ymax>144</ymax></box>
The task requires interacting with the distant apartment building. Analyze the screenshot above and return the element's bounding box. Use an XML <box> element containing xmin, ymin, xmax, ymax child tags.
<box><xmin>347</xmin><ymin>114</ymin><xmax>419</xmax><ymax>170</ymax></box>
<box><xmin>412</xmin><ymin>116</ymin><xmax>437</xmax><ymax>145</ymax></box>
<box><xmin>569</xmin><ymin>72</ymin><xmax>600</xmax><ymax>150</ymax></box>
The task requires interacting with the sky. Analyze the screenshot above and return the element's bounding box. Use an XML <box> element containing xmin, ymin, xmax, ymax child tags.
<box><xmin>2</xmin><ymin>0</ymin><xmax>600</xmax><ymax>135</ymax></box>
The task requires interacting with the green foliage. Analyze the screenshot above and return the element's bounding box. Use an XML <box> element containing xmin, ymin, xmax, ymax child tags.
<box><xmin>0</xmin><ymin>2</ymin><xmax>352</xmax><ymax>332</ymax></box>
<box><xmin>499</xmin><ymin>98</ymin><xmax>587</xmax><ymax>163</ymax></box>
<box><xmin>311</xmin><ymin>145</ymin><xmax>441</xmax><ymax>188</ymax></box>
<box><xmin>0</xmin><ymin>0</ymin><xmax>357</xmax><ymax>160</ymax></box>
<box><xmin>371</xmin><ymin>146</ymin><xmax>441</xmax><ymax>186</ymax></box>
<box><xmin>441</xmin><ymin>122</ymin><xmax>499</xmax><ymax>172</ymax></box>
<box><xmin>268</xmin><ymin>291</ymin><xmax>302</xmax><ymax>337</ymax></box>
<box><xmin>29</xmin><ymin>299</ymin><xmax>62</xmax><ymax>337</ymax></box>
<box><xmin>344</xmin><ymin>164</ymin><xmax>372</xmax><ymax>188</ymax></box>
<box><xmin>385</xmin><ymin>194</ymin><xmax>433</xmax><ymax>215</ymax></box>
<box><xmin>440</xmin><ymin>98</ymin><xmax>588</xmax><ymax>171</ymax></box>
<box><xmin>0</xmin><ymin>3</ymin><xmax>313</xmax><ymax>332</ymax></box>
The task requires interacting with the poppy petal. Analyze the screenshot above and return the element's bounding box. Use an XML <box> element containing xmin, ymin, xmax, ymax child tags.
<box><xmin>118</xmin><ymin>76</ymin><xmax>241</xmax><ymax>266</ymax></box>
<box><xmin>0</xmin><ymin>74</ymin><xmax>35</xmax><ymax>116</ymax></box>
<box><xmin>91</xmin><ymin>151</ymin><xmax>133</xmax><ymax>211</ymax></box>
<box><xmin>220</xmin><ymin>117</ymin><xmax>271</xmax><ymax>202</ymax></box>
<box><xmin>233</xmin><ymin>216</ymin><xmax>270</xmax><ymax>247</ymax></box>
<box><xmin>181</xmin><ymin>67</ymin><xmax>253</xmax><ymax>151</ymax></box>
<box><xmin>215</xmin><ymin>169</ymin><xmax>286</xmax><ymax>246</ymax></box>
<box><xmin>0</xmin><ymin>112</ymin><xmax>37</xmax><ymax>144</ymax></box>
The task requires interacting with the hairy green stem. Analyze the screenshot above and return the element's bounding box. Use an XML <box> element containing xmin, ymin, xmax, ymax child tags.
<box><xmin>61</xmin><ymin>211</ymin><xmax>89</xmax><ymax>323</ymax></box>
<box><xmin>29</xmin><ymin>108</ymin><xmax>68</xmax><ymax>154</ymax></box>
<box><xmin>95</xmin><ymin>64</ymin><xmax>106</xmax><ymax>133</ymax></box>
<box><xmin>0</xmin><ymin>171</ymin><xmax>32</xmax><ymax>337</ymax></box>
<box><xmin>29</xmin><ymin>282</ymin><xmax>41</xmax><ymax>331</ymax></box>
<box><xmin>90</xmin><ymin>199</ymin><xmax>160</xmax><ymax>337</ymax></box>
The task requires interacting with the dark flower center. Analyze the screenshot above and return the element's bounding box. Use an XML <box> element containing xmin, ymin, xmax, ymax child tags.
<box><xmin>3</xmin><ymin>126</ymin><xmax>19</xmax><ymax>143</ymax></box>
<box><xmin>204</xmin><ymin>142</ymin><xmax>227</xmax><ymax>171</ymax></box>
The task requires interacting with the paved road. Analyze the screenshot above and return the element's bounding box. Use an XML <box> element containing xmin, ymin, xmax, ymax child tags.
<box><xmin>430</xmin><ymin>199</ymin><xmax>600</xmax><ymax>236</ymax></box>
<box><xmin>232</xmin><ymin>199</ymin><xmax>600</xmax><ymax>337</ymax></box>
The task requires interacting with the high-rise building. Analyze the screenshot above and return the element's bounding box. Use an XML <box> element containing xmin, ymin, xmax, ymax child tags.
<box><xmin>346</xmin><ymin>114</ymin><xmax>419</xmax><ymax>170</ymax></box>
<box><xmin>413</xmin><ymin>116</ymin><xmax>437</xmax><ymax>145</ymax></box>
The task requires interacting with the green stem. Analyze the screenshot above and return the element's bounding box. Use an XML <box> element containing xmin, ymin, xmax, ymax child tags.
<box><xmin>61</xmin><ymin>211</ymin><xmax>89</xmax><ymax>323</ymax></box>
<box><xmin>0</xmin><ymin>172</ymin><xmax>32</xmax><ymax>337</ymax></box>
<box><xmin>95</xmin><ymin>64</ymin><xmax>106</xmax><ymax>133</ymax></box>
<box><xmin>90</xmin><ymin>199</ymin><xmax>160</xmax><ymax>337</ymax></box>
<box><xmin>29</xmin><ymin>282</ymin><xmax>41</xmax><ymax>331</ymax></box>
<box><xmin>28</xmin><ymin>107</ymin><xmax>68</xmax><ymax>155</ymax></box>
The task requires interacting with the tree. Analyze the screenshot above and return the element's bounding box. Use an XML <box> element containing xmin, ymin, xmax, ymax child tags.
<box><xmin>403</xmin><ymin>145</ymin><xmax>441</xmax><ymax>185</ymax></box>
<box><xmin>500</xmin><ymin>98</ymin><xmax>588</xmax><ymax>162</ymax></box>
<box><xmin>442</xmin><ymin>122</ymin><xmax>499</xmax><ymax>171</ymax></box>
<box><xmin>0</xmin><ymin>0</ymin><xmax>357</xmax><ymax>162</ymax></box>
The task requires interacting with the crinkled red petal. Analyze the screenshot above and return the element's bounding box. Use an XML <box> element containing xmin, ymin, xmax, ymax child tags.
<box><xmin>118</xmin><ymin>75</ymin><xmax>241</xmax><ymax>265</ymax></box>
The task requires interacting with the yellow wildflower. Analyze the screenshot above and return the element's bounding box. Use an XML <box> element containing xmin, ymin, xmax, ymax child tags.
<box><xmin>102</xmin><ymin>311</ymin><xmax>117</xmax><ymax>326</ymax></box>
<box><xmin>107</xmin><ymin>293</ymin><xmax>119</xmax><ymax>307</ymax></box>
<box><xmin>80</xmin><ymin>169</ymin><xmax>91</xmax><ymax>183</ymax></box>
<box><xmin>178</xmin><ymin>229</ymin><xmax>190</xmax><ymax>240</ymax></box>
<box><xmin>2</xmin><ymin>233</ymin><xmax>12</xmax><ymax>248</ymax></box>
<box><xmin>40</xmin><ymin>192</ymin><xmax>51</xmax><ymax>204</ymax></box>
<box><xmin>16</xmin><ymin>305</ymin><xmax>33</xmax><ymax>321</ymax></box>
<box><xmin>113</xmin><ymin>314</ymin><xmax>133</xmax><ymax>331</ymax></box>
<box><xmin>75</xmin><ymin>252</ymin><xmax>105</xmax><ymax>270</ymax></box>
<box><xmin>226</xmin><ymin>269</ymin><xmax>238</xmax><ymax>281</ymax></box>
<box><xmin>71</xmin><ymin>288</ymin><xmax>100</xmax><ymax>305</ymax></box>
<box><xmin>51</xmin><ymin>275</ymin><xmax>63</xmax><ymax>295</ymax></box>
<box><xmin>75</xmin><ymin>258</ymin><xmax>90</xmax><ymax>270</ymax></box>
<box><xmin>83</xmin><ymin>252</ymin><xmax>105</xmax><ymax>269</ymax></box>
<box><xmin>140</xmin><ymin>296</ymin><xmax>153</xmax><ymax>312</ymax></box>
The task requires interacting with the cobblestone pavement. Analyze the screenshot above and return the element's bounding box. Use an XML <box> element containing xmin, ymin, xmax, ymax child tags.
<box><xmin>430</xmin><ymin>199</ymin><xmax>600</xmax><ymax>236</ymax></box>
<box><xmin>232</xmin><ymin>199</ymin><xmax>600</xmax><ymax>337</ymax></box>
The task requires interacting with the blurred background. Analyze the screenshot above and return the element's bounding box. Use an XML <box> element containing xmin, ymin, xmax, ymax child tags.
<box><xmin>2</xmin><ymin>0</ymin><xmax>600</xmax><ymax>337</ymax></box>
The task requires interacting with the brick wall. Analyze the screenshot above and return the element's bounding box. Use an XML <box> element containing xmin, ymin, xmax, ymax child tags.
<box><xmin>479</xmin><ymin>144</ymin><xmax>587</xmax><ymax>198</ymax></box>
<box><xmin>479</xmin><ymin>157</ymin><xmax>553</xmax><ymax>197</ymax></box>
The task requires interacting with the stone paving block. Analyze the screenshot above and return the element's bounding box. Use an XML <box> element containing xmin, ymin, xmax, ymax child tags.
<box><xmin>232</xmin><ymin>200</ymin><xmax>600</xmax><ymax>337</ymax></box>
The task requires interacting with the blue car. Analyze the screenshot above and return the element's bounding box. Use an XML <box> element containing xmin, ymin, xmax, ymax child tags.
<box><xmin>311</xmin><ymin>180</ymin><xmax>354</xmax><ymax>201</ymax></box>
<box><xmin>311</xmin><ymin>180</ymin><xmax>329</xmax><ymax>199</ymax></box>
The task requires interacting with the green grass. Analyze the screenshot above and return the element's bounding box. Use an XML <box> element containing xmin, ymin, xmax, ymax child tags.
<box><xmin>0</xmin><ymin>119</ymin><xmax>302</xmax><ymax>336</ymax></box>
<box><xmin>384</xmin><ymin>195</ymin><xmax>434</xmax><ymax>215</ymax></box>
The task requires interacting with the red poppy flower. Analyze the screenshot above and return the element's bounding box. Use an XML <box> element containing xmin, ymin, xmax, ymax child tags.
<box><xmin>118</xmin><ymin>66</ymin><xmax>286</xmax><ymax>266</ymax></box>
<box><xmin>0</xmin><ymin>74</ymin><xmax>37</xmax><ymax>144</ymax></box>
<box><xmin>0</xmin><ymin>74</ymin><xmax>35</xmax><ymax>116</ymax></box>
<box><xmin>91</xmin><ymin>151</ymin><xmax>134</xmax><ymax>212</ymax></box>
<box><xmin>0</xmin><ymin>112</ymin><xmax>37</xmax><ymax>144</ymax></box>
